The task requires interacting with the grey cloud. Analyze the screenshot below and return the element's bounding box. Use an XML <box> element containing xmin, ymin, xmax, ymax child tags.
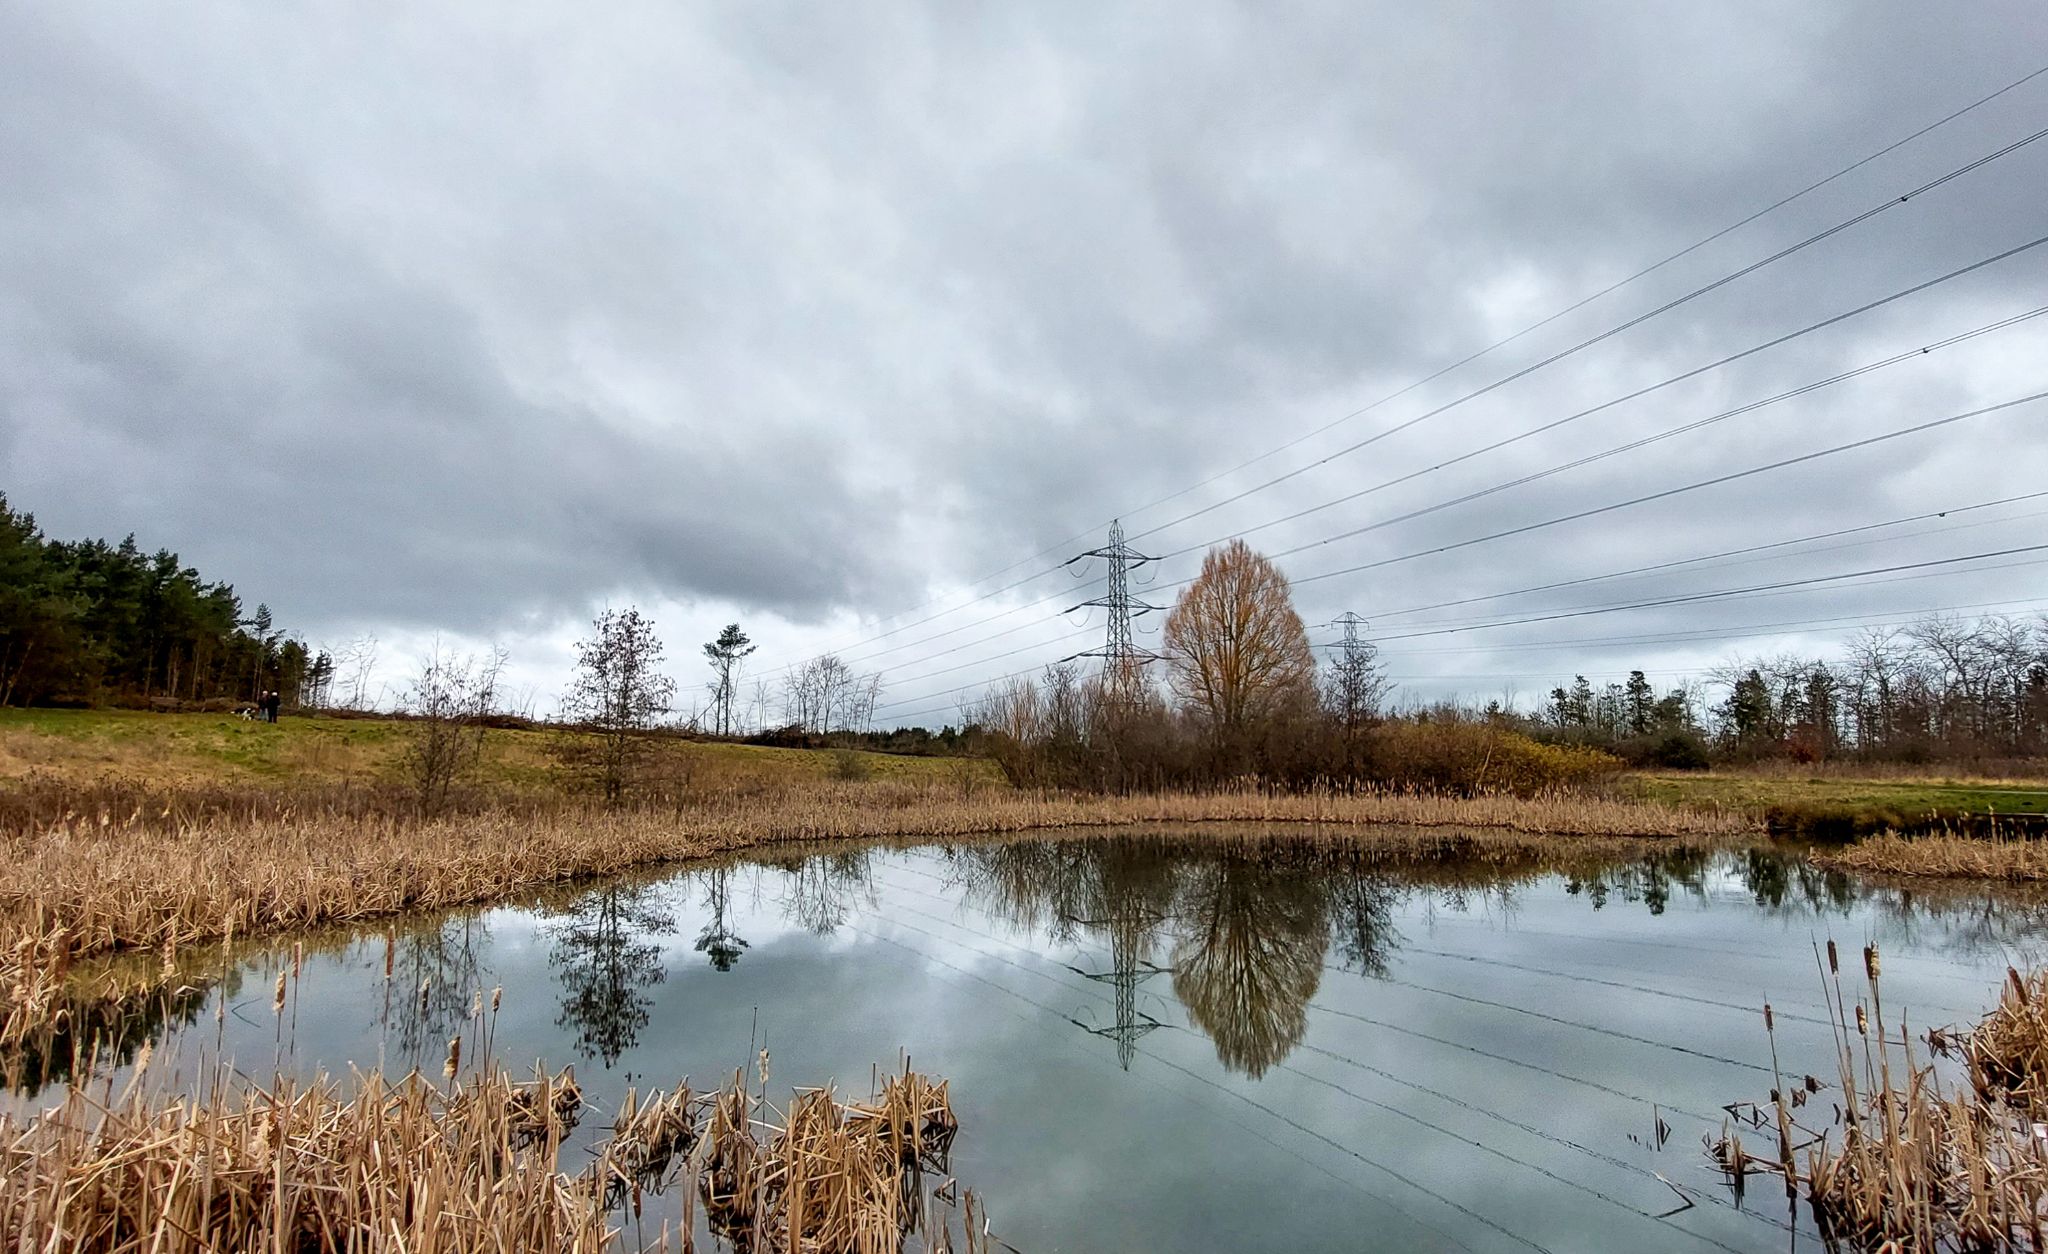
<box><xmin>4</xmin><ymin>1</ymin><xmax>2046</xmax><ymax>706</ymax></box>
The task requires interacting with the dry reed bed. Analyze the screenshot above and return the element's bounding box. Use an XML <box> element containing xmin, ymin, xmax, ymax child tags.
<box><xmin>1713</xmin><ymin>946</ymin><xmax>2048</xmax><ymax>1250</ymax></box>
<box><xmin>1</xmin><ymin>1056</ymin><xmax>982</xmax><ymax>1253</ymax></box>
<box><xmin>1</xmin><ymin>782</ymin><xmax>1748</xmax><ymax>1034</ymax></box>
<box><xmin>1815</xmin><ymin>833</ymin><xmax>2048</xmax><ymax>883</ymax></box>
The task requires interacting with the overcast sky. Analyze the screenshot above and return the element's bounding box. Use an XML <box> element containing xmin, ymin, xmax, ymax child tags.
<box><xmin>5</xmin><ymin>2</ymin><xmax>2046</xmax><ymax>723</ymax></box>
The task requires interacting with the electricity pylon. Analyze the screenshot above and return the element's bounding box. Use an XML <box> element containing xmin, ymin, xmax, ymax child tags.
<box><xmin>1065</xmin><ymin>520</ymin><xmax>1164</xmax><ymax>705</ymax></box>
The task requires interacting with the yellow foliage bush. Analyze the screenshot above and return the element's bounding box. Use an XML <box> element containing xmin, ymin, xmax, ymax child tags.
<box><xmin>1364</xmin><ymin>720</ymin><xmax>1619</xmax><ymax>796</ymax></box>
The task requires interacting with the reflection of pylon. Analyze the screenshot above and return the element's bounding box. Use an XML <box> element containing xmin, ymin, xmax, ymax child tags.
<box><xmin>1066</xmin><ymin>908</ymin><xmax>1169</xmax><ymax>1070</ymax></box>
<box><xmin>1065</xmin><ymin>521</ymin><xmax>1164</xmax><ymax>705</ymax></box>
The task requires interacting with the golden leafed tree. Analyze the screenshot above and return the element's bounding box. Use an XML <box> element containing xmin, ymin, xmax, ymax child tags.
<box><xmin>1162</xmin><ymin>540</ymin><xmax>1315</xmax><ymax>732</ymax></box>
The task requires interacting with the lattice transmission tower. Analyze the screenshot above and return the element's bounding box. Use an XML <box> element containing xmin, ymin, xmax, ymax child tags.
<box><xmin>1064</xmin><ymin>520</ymin><xmax>1164</xmax><ymax>705</ymax></box>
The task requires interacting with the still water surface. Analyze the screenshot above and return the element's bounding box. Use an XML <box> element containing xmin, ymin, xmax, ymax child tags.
<box><xmin>28</xmin><ymin>826</ymin><xmax>2048</xmax><ymax>1252</ymax></box>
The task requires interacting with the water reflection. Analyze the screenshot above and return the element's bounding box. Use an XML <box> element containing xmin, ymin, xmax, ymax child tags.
<box><xmin>19</xmin><ymin>832</ymin><xmax>2048</xmax><ymax>1098</ymax></box>
<box><xmin>694</xmin><ymin>866</ymin><xmax>749</xmax><ymax>972</ymax></box>
<box><xmin>383</xmin><ymin>916</ymin><xmax>489</xmax><ymax>1064</ymax></box>
<box><xmin>546</xmin><ymin>884</ymin><xmax>675</xmax><ymax>1066</ymax></box>
<box><xmin>943</xmin><ymin>834</ymin><xmax>2048</xmax><ymax>1078</ymax></box>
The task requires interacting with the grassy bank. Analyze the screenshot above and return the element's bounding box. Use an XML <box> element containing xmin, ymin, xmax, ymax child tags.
<box><xmin>1634</xmin><ymin>767</ymin><xmax>2048</xmax><ymax>837</ymax></box>
<box><xmin>0</xmin><ymin>707</ymin><xmax>998</xmax><ymax>791</ymax></box>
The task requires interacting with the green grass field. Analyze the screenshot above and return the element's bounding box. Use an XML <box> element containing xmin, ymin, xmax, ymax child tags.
<box><xmin>1632</xmin><ymin>770</ymin><xmax>2048</xmax><ymax>835</ymax></box>
<box><xmin>0</xmin><ymin>708</ymin><xmax>1000</xmax><ymax>791</ymax></box>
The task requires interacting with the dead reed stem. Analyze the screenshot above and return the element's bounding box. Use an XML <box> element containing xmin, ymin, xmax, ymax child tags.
<box><xmin>1714</xmin><ymin>947</ymin><xmax>2048</xmax><ymax>1250</ymax></box>
<box><xmin>0</xmin><ymin>1059</ymin><xmax>983</xmax><ymax>1253</ymax></box>
<box><xmin>1815</xmin><ymin>832</ymin><xmax>2048</xmax><ymax>883</ymax></box>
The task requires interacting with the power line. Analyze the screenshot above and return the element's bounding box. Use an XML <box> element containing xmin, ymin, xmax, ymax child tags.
<box><xmin>1380</xmin><ymin>595</ymin><xmax>2048</xmax><ymax>658</ymax></box>
<box><xmin>1177</xmin><ymin>266</ymin><xmax>2048</xmax><ymax>562</ymax></box>
<box><xmin>1105</xmin><ymin>59</ymin><xmax>2048</xmax><ymax>540</ymax></box>
<box><xmin>838</xmin><ymin>275</ymin><xmax>2048</xmax><ymax>684</ymax></box>
<box><xmin>871</xmin><ymin>385</ymin><xmax>2046</xmax><ymax>705</ymax></box>
<box><xmin>1367</xmin><ymin>544</ymin><xmax>2048</xmax><ymax>643</ymax></box>
<box><xmin>870</xmin><ymin>391</ymin><xmax>2046</xmax><ymax>719</ymax></box>
<box><xmin>1126</xmin><ymin>119</ymin><xmax>2048</xmax><ymax>547</ymax></box>
<box><xmin>1368</xmin><ymin>490</ymin><xmax>2048</xmax><ymax>619</ymax></box>
<box><xmin>877</xmin><ymin>594</ymin><xmax>2048</xmax><ymax>725</ymax></box>
<box><xmin>1288</xmin><ymin>390</ymin><xmax>2048</xmax><ymax>587</ymax></box>
<box><xmin>748</xmin><ymin>64</ymin><xmax>2048</xmax><ymax>683</ymax></box>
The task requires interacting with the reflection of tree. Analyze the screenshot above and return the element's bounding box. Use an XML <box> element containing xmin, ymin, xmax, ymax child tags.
<box><xmin>6</xmin><ymin>975</ymin><xmax>223</xmax><ymax>1093</ymax></box>
<box><xmin>548</xmin><ymin>885</ymin><xmax>675</xmax><ymax>1067</ymax></box>
<box><xmin>695</xmin><ymin>867</ymin><xmax>750</xmax><ymax>972</ymax></box>
<box><xmin>386</xmin><ymin>915</ymin><xmax>489</xmax><ymax>1063</ymax></box>
<box><xmin>1171</xmin><ymin>858</ymin><xmax>1328</xmax><ymax>1078</ymax></box>
<box><xmin>1328</xmin><ymin>873</ymin><xmax>1401</xmax><ymax>978</ymax></box>
<box><xmin>1562</xmin><ymin>847</ymin><xmax>1714</xmax><ymax>916</ymax></box>
<box><xmin>1739</xmin><ymin>848</ymin><xmax>1855</xmax><ymax>912</ymax></box>
<box><xmin>777</xmin><ymin>851</ymin><xmax>876</xmax><ymax>936</ymax></box>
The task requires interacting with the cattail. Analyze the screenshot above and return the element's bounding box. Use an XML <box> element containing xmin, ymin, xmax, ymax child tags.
<box><xmin>419</xmin><ymin>976</ymin><xmax>431</xmax><ymax>1017</ymax></box>
<box><xmin>383</xmin><ymin>934</ymin><xmax>394</xmax><ymax>980</ymax></box>
<box><xmin>759</xmin><ymin>1047</ymin><xmax>771</xmax><ymax>1087</ymax></box>
<box><xmin>1763</xmin><ymin>1003</ymin><xmax>1775</xmax><ymax>1033</ymax></box>
<box><xmin>1855</xmin><ymin>1004</ymin><xmax>1868</xmax><ymax>1036</ymax></box>
<box><xmin>272</xmin><ymin>969</ymin><xmax>287</xmax><ymax>1015</ymax></box>
<box><xmin>444</xmin><ymin>1034</ymin><xmax>461</xmax><ymax>1079</ymax></box>
<box><xmin>1826</xmin><ymin>940</ymin><xmax>1839</xmax><ymax>975</ymax></box>
<box><xmin>491</xmin><ymin>986</ymin><xmax>502</xmax><ymax>1013</ymax></box>
<box><xmin>472</xmin><ymin>989</ymin><xmax>484</xmax><ymax>1018</ymax></box>
<box><xmin>1863</xmin><ymin>944</ymin><xmax>1880</xmax><ymax>983</ymax></box>
<box><xmin>292</xmin><ymin>941</ymin><xmax>303</xmax><ymax>980</ymax></box>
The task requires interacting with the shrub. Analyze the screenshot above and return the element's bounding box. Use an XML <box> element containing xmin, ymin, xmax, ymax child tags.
<box><xmin>830</xmin><ymin>748</ymin><xmax>872</xmax><ymax>782</ymax></box>
<box><xmin>1641</xmin><ymin>732</ymin><xmax>1712</xmax><ymax>771</ymax></box>
<box><xmin>1364</xmin><ymin>721</ymin><xmax>1619</xmax><ymax>796</ymax></box>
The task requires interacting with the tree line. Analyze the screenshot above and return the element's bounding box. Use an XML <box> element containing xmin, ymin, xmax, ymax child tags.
<box><xmin>1531</xmin><ymin>613</ymin><xmax>2048</xmax><ymax>765</ymax></box>
<box><xmin>0</xmin><ymin>494</ymin><xmax>326</xmax><ymax>709</ymax></box>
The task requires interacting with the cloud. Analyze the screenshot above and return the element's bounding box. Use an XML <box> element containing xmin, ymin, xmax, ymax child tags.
<box><xmin>4</xmin><ymin>1</ymin><xmax>2045</xmax><ymax>714</ymax></box>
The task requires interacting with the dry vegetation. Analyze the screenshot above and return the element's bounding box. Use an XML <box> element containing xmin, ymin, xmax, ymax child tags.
<box><xmin>1712</xmin><ymin>946</ymin><xmax>2048</xmax><ymax>1250</ymax></box>
<box><xmin>1812</xmin><ymin>833</ymin><xmax>2048</xmax><ymax>883</ymax></box>
<box><xmin>0</xmin><ymin>1052</ymin><xmax>985</xmax><ymax>1253</ymax></box>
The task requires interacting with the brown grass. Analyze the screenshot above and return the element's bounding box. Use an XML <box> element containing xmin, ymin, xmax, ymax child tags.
<box><xmin>0</xmin><ymin>1055</ymin><xmax>984</xmax><ymax>1253</ymax></box>
<box><xmin>1812</xmin><ymin>833</ymin><xmax>2048</xmax><ymax>883</ymax></box>
<box><xmin>1712</xmin><ymin>945</ymin><xmax>2048</xmax><ymax>1250</ymax></box>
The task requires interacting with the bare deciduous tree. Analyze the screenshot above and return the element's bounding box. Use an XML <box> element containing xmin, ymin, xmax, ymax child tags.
<box><xmin>400</xmin><ymin>643</ymin><xmax>506</xmax><ymax>815</ymax></box>
<box><xmin>560</xmin><ymin>607</ymin><xmax>676</xmax><ymax>803</ymax></box>
<box><xmin>1163</xmin><ymin>540</ymin><xmax>1316</xmax><ymax>736</ymax></box>
<box><xmin>337</xmin><ymin>634</ymin><xmax>380</xmax><ymax>711</ymax></box>
<box><xmin>782</xmin><ymin>654</ymin><xmax>877</xmax><ymax>735</ymax></box>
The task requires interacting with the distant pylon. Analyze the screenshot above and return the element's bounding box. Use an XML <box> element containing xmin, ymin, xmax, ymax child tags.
<box><xmin>1065</xmin><ymin>520</ymin><xmax>1164</xmax><ymax>704</ymax></box>
<box><xmin>1332</xmin><ymin>611</ymin><xmax>1368</xmax><ymax>651</ymax></box>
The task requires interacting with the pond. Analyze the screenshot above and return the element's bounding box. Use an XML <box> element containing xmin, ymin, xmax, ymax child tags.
<box><xmin>20</xmin><ymin>825</ymin><xmax>2048</xmax><ymax>1253</ymax></box>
